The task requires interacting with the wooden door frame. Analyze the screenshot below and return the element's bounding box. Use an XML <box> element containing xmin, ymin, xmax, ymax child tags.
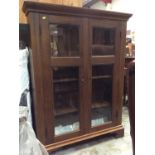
<box><xmin>40</xmin><ymin>13</ymin><xmax>88</xmax><ymax>143</ymax></box>
<box><xmin>87</xmin><ymin>19</ymin><xmax>122</xmax><ymax>132</ymax></box>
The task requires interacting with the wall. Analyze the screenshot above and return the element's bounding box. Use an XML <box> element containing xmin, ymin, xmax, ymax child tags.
<box><xmin>111</xmin><ymin>0</ymin><xmax>135</xmax><ymax>31</ymax></box>
<box><xmin>91</xmin><ymin>0</ymin><xmax>135</xmax><ymax>32</ymax></box>
<box><xmin>19</xmin><ymin>0</ymin><xmax>82</xmax><ymax>23</ymax></box>
<box><xmin>91</xmin><ymin>1</ymin><xmax>106</xmax><ymax>10</ymax></box>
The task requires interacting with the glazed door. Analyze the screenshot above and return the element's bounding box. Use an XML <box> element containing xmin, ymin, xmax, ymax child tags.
<box><xmin>88</xmin><ymin>19</ymin><xmax>121</xmax><ymax>131</ymax></box>
<box><xmin>40</xmin><ymin>14</ymin><xmax>85</xmax><ymax>143</ymax></box>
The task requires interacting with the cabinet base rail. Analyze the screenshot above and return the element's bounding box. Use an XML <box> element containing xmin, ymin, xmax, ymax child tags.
<box><xmin>46</xmin><ymin>125</ymin><xmax>124</xmax><ymax>152</ymax></box>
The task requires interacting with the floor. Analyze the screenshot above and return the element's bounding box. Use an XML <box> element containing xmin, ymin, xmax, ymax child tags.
<box><xmin>50</xmin><ymin>106</ymin><xmax>132</xmax><ymax>155</ymax></box>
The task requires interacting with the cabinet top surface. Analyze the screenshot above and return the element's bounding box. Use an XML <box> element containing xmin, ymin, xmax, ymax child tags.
<box><xmin>23</xmin><ymin>1</ymin><xmax>132</xmax><ymax>21</ymax></box>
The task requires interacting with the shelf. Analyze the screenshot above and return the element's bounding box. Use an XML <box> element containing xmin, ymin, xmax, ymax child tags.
<box><xmin>51</xmin><ymin>52</ymin><xmax>80</xmax><ymax>57</ymax></box>
<box><xmin>92</xmin><ymin>44</ymin><xmax>114</xmax><ymax>50</ymax></box>
<box><xmin>54</xmin><ymin>106</ymin><xmax>78</xmax><ymax>116</ymax></box>
<box><xmin>92</xmin><ymin>101</ymin><xmax>110</xmax><ymax>109</ymax></box>
<box><xmin>92</xmin><ymin>45</ymin><xmax>114</xmax><ymax>55</ymax></box>
<box><xmin>53</xmin><ymin>78</ymin><xmax>78</xmax><ymax>83</ymax></box>
<box><xmin>92</xmin><ymin>75</ymin><xmax>112</xmax><ymax>80</ymax></box>
<box><xmin>54</xmin><ymin>88</ymin><xmax>78</xmax><ymax>93</ymax></box>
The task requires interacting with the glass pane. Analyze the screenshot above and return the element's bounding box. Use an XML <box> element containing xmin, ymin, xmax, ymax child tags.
<box><xmin>92</xmin><ymin>27</ymin><xmax>115</xmax><ymax>55</ymax></box>
<box><xmin>53</xmin><ymin>67</ymin><xmax>80</xmax><ymax>136</ymax></box>
<box><xmin>49</xmin><ymin>24</ymin><xmax>79</xmax><ymax>57</ymax></box>
<box><xmin>91</xmin><ymin>64</ymin><xmax>113</xmax><ymax>127</ymax></box>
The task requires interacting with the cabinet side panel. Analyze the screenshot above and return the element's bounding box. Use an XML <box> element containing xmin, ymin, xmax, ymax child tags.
<box><xmin>27</xmin><ymin>12</ymin><xmax>46</xmax><ymax>144</ymax></box>
<box><xmin>115</xmin><ymin>21</ymin><xmax>127</xmax><ymax>125</ymax></box>
<box><xmin>39</xmin><ymin>14</ymin><xmax>54</xmax><ymax>144</ymax></box>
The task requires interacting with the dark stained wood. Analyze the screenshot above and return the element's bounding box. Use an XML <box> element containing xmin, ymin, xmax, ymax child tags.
<box><xmin>123</xmin><ymin>56</ymin><xmax>135</xmax><ymax>105</ymax></box>
<box><xmin>39</xmin><ymin>13</ymin><xmax>54</xmax><ymax>143</ymax></box>
<box><xmin>125</xmin><ymin>56</ymin><xmax>135</xmax><ymax>68</ymax></box>
<box><xmin>48</xmin><ymin>14</ymin><xmax>83</xmax><ymax>24</ymax></box>
<box><xmin>88</xmin><ymin>18</ymin><xmax>120</xmax><ymax>133</ymax></box>
<box><xmin>46</xmin><ymin>12</ymin><xmax>86</xmax><ymax>143</ymax></box>
<box><xmin>77</xmin><ymin>18</ymin><xmax>86</xmax><ymax>136</ymax></box>
<box><xmin>91</xmin><ymin>55</ymin><xmax>115</xmax><ymax>64</ymax></box>
<box><xmin>127</xmin><ymin>61</ymin><xmax>135</xmax><ymax>155</ymax></box>
<box><xmin>27</xmin><ymin>12</ymin><xmax>46</xmax><ymax>144</ymax></box>
<box><xmin>54</xmin><ymin>131</ymin><xmax>81</xmax><ymax>142</ymax></box>
<box><xmin>50</xmin><ymin>57</ymin><xmax>81</xmax><ymax>66</ymax></box>
<box><xmin>53</xmin><ymin>78</ymin><xmax>78</xmax><ymax>83</ymax></box>
<box><xmin>114</xmin><ymin>127</ymin><xmax>124</xmax><ymax>138</ymax></box>
<box><xmin>23</xmin><ymin>1</ymin><xmax>132</xmax><ymax>21</ymax></box>
<box><xmin>81</xmin><ymin>17</ymin><xmax>92</xmax><ymax>133</ymax></box>
<box><xmin>23</xmin><ymin>1</ymin><xmax>132</xmax><ymax>152</ymax></box>
<box><xmin>114</xmin><ymin>21</ymin><xmax>127</xmax><ymax>126</ymax></box>
<box><xmin>54</xmin><ymin>106</ymin><xmax>78</xmax><ymax>116</ymax></box>
<box><xmin>92</xmin><ymin>44</ymin><xmax>114</xmax><ymax>51</ymax></box>
<box><xmin>92</xmin><ymin>75</ymin><xmax>112</xmax><ymax>79</ymax></box>
<box><xmin>46</xmin><ymin>125</ymin><xmax>124</xmax><ymax>152</ymax></box>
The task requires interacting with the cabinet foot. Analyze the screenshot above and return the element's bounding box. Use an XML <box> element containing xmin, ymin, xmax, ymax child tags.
<box><xmin>114</xmin><ymin>128</ymin><xmax>124</xmax><ymax>138</ymax></box>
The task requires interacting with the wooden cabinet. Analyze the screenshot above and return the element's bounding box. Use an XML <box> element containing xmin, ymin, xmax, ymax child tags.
<box><xmin>23</xmin><ymin>1</ymin><xmax>132</xmax><ymax>152</ymax></box>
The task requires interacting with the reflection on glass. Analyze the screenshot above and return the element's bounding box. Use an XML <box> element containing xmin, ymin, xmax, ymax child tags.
<box><xmin>49</xmin><ymin>24</ymin><xmax>79</xmax><ymax>57</ymax></box>
<box><xmin>55</xmin><ymin>113</ymin><xmax>79</xmax><ymax>136</ymax></box>
<box><xmin>91</xmin><ymin>64</ymin><xmax>113</xmax><ymax>127</ymax></box>
<box><xmin>92</xmin><ymin>27</ymin><xmax>115</xmax><ymax>55</ymax></box>
<box><xmin>53</xmin><ymin>67</ymin><xmax>80</xmax><ymax>136</ymax></box>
